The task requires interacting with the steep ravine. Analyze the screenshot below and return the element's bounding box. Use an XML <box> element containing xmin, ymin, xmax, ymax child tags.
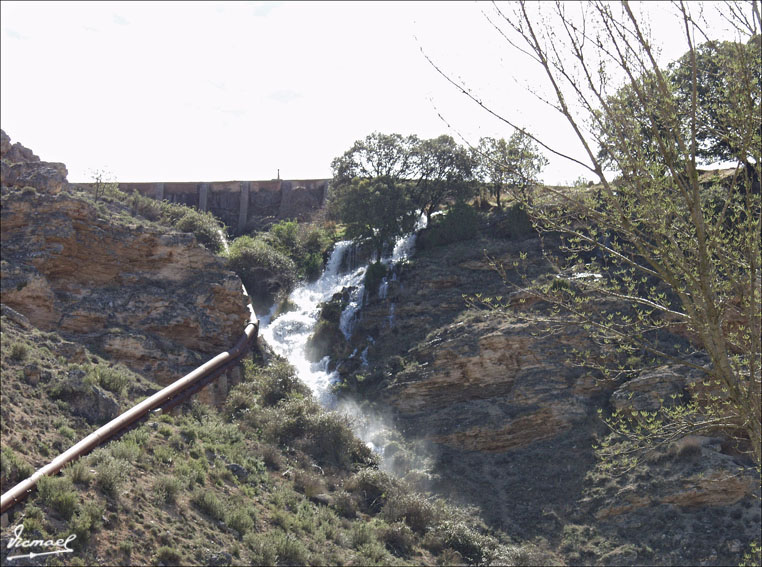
<box><xmin>314</xmin><ymin>225</ymin><xmax>761</xmax><ymax>566</ymax></box>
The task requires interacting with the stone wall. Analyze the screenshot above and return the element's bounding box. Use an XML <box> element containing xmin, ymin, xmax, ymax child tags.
<box><xmin>81</xmin><ymin>178</ymin><xmax>330</xmax><ymax>233</ymax></box>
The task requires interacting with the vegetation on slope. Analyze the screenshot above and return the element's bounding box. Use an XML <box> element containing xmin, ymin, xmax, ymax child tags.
<box><xmin>0</xmin><ymin>315</ymin><xmax>553</xmax><ymax>566</ymax></box>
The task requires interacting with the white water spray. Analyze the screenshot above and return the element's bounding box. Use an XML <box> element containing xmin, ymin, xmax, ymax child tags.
<box><xmin>258</xmin><ymin>217</ymin><xmax>426</xmax><ymax>449</ymax></box>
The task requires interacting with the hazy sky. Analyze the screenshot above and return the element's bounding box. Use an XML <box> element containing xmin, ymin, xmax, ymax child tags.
<box><xmin>0</xmin><ymin>1</ymin><xmax>741</xmax><ymax>184</ymax></box>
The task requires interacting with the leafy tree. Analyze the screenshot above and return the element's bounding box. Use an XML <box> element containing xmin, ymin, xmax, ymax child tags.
<box><xmin>331</xmin><ymin>132</ymin><xmax>419</xmax><ymax>184</ymax></box>
<box><xmin>669</xmin><ymin>35</ymin><xmax>762</xmax><ymax>165</ymax></box>
<box><xmin>476</xmin><ymin>133</ymin><xmax>547</xmax><ymax>208</ymax></box>
<box><xmin>409</xmin><ymin>135</ymin><xmax>477</xmax><ymax>223</ymax></box>
<box><xmin>329</xmin><ymin>176</ymin><xmax>417</xmax><ymax>259</ymax></box>
<box><xmin>432</xmin><ymin>1</ymin><xmax>761</xmax><ymax>467</ymax></box>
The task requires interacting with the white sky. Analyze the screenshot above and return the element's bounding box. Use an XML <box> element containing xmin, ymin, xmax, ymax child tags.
<box><xmin>0</xmin><ymin>1</ymin><xmax>744</xmax><ymax>184</ymax></box>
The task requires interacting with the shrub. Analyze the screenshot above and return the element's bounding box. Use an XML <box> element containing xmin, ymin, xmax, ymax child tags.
<box><xmin>262</xmin><ymin>396</ymin><xmax>320</xmax><ymax>445</ymax></box>
<box><xmin>68</xmin><ymin>500</ymin><xmax>104</xmax><ymax>549</ymax></box>
<box><xmin>89</xmin><ymin>364</ymin><xmax>130</xmax><ymax>397</ymax></box>
<box><xmin>302</xmin><ymin>411</ymin><xmax>375</xmax><ymax>469</ymax></box>
<box><xmin>37</xmin><ymin>475</ymin><xmax>78</xmax><ymax>520</ymax></box>
<box><xmin>421</xmin><ymin>201</ymin><xmax>480</xmax><ymax>248</ymax></box>
<box><xmin>244</xmin><ymin>533</ymin><xmax>278</xmax><ymax>566</ymax></box>
<box><xmin>156</xmin><ymin>546</ymin><xmax>182</xmax><ymax>565</ymax></box>
<box><xmin>109</xmin><ymin>439</ymin><xmax>141</xmax><ymax>463</ymax></box>
<box><xmin>174</xmin><ymin>210</ymin><xmax>224</xmax><ymax>253</ymax></box>
<box><xmin>0</xmin><ymin>447</ymin><xmax>34</xmax><ymax>485</ymax></box>
<box><xmin>65</xmin><ymin>460</ymin><xmax>92</xmax><ymax>486</ymax></box>
<box><xmin>252</xmin><ymin>360</ymin><xmax>310</xmax><ymax>407</ymax></box>
<box><xmin>382</xmin><ymin>492</ymin><xmax>437</xmax><ymax>534</ymax></box>
<box><xmin>364</xmin><ymin>261</ymin><xmax>388</xmax><ymax>297</ymax></box>
<box><xmin>192</xmin><ymin>489</ymin><xmax>226</xmax><ymax>522</ymax></box>
<box><xmin>95</xmin><ymin>455</ymin><xmax>129</xmax><ymax>497</ymax></box>
<box><xmin>434</xmin><ymin>520</ymin><xmax>494</xmax><ymax>565</ymax></box>
<box><xmin>9</xmin><ymin>342</ymin><xmax>28</xmax><ymax>362</ymax></box>
<box><xmin>273</xmin><ymin>531</ymin><xmax>310</xmax><ymax>565</ymax></box>
<box><xmin>227</xmin><ymin>507</ymin><xmax>255</xmax><ymax>537</ymax></box>
<box><xmin>381</xmin><ymin>522</ymin><xmax>415</xmax><ymax>557</ymax></box>
<box><xmin>154</xmin><ymin>475</ymin><xmax>183</xmax><ymax>504</ymax></box>
<box><xmin>226</xmin><ymin>235</ymin><xmax>297</xmax><ymax>306</ymax></box>
<box><xmin>346</xmin><ymin>468</ymin><xmax>396</xmax><ymax>515</ymax></box>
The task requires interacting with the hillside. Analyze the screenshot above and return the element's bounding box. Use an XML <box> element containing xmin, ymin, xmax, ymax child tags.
<box><xmin>0</xmin><ymin>131</ymin><xmax>546</xmax><ymax>566</ymax></box>
<box><xmin>320</xmin><ymin>207</ymin><xmax>762</xmax><ymax>566</ymax></box>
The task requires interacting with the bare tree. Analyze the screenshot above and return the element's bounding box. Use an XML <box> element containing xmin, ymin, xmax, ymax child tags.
<box><xmin>428</xmin><ymin>1</ymin><xmax>761</xmax><ymax>467</ymax></box>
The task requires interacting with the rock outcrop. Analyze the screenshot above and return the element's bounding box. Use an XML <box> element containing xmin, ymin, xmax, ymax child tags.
<box><xmin>328</xmin><ymin>227</ymin><xmax>760</xmax><ymax>565</ymax></box>
<box><xmin>1</xmin><ymin>130</ymin><xmax>250</xmax><ymax>386</ymax></box>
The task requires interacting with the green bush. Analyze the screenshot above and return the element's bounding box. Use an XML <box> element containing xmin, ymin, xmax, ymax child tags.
<box><xmin>364</xmin><ymin>261</ymin><xmax>388</xmax><ymax>296</ymax></box>
<box><xmin>155</xmin><ymin>546</ymin><xmax>182</xmax><ymax>565</ymax></box>
<box><xmin>434</xmin><ymin>520</ymin><xmax>494</xmax><ymax>565</ymax></box>
<box><xmin>382</xmin><ymin>492</ymin><xmax>437</xmax><ymax>534</ymax></box>
<box><xmin>381</xmin><ymin>522</ymin><xmax>415</xmax><ymax>557</ymax></box>
<box><xmin>192</xmin><ymin>489</ymin><xmax>226</xmax><ymax>522</ymax></box>
<box><xmin>68</xmin><ymin>500</ymin><xmax>104</xmax><ymax>549</ymax></box>
<box><xmin>244</xmin><ymin>532</ymin><xmax>278</xmax><ymax>566</ymax></box>
<box><xmin>252</xmin><ymin>360</ymin><xmax>310</xmax><ymax>407</ymax></box>
<box><xmin>37</xmin><ymin>475</ymin><xmax>78</xmax><ymax>520</ymax></box>
<box><xmin>272</xmin><ymin>531</ymin><xmax>310</xmax><ymax>565</ymax></box>
<box><xmin>65</xmin><ymin>460</ymin><xmax>92</xmax><ymax>486</ymax></box>
<box><xmin>226</xmin><ymin>235</ymin><xmax>297</xmax><ymax>306</ymax></box>
<box><xmin>94</xmin><ymin>455</ymin><xmax>129</xmax><ymax>497</ymax></box>
<box><xmin>346</xmin><ymin>468</ymin><xmax>396</xmax><ymax>515</ymax></box>
<box><xmin>89</xmin><ymin>364</ymin><xmax>130</xmax><ymax>397</ymax></box>
<box><xmin>154</xmin><ymin>475</ymin><xmax>183</xmax><ymax>504</ymax></box>
<box><xmin>421</xmin><ymin>201</ymin><xmax>480</xmax><ymax>248</ymax></box>
<box><xmin>9</xmin><ymin>342</ymin><xmax>29</xmax><ymax>362</ymax></box>
<box><xmin>227</xmin><ymin>507</ymin><xmax>255</xmax><ymax>537</ymax></box>
<box><xmin>174</xmin><ymin>210</ymin><xmax>224</xmax><ymax>253</ymax></box>
<box><xmin>0</xmin><ymin>447</ymin><xmax>34</xmax><ymax>485</ymax></box>
<box><xmin>302</xmin><ymin>411</ymin><xmax>375</xmax><ymax>469</ymax></box>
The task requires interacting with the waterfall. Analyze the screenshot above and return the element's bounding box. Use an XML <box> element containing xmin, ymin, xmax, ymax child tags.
<box><xmin>258</xmin><ymin>216</ymin><xmax>426</xmax><ymax>450</ymax></box>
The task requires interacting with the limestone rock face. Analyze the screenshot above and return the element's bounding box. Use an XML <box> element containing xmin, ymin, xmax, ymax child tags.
<box><xmin>330</xmin><ymin>229</ymin><xmax>760</xmax><ymax>565</ymax></box>
<box><xmin>1</xmin><ymin>131</ymin><xmax>250</xmax><ymax>385</ymax></box>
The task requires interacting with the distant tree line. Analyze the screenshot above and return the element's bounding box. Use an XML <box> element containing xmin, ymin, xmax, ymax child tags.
<box><xmin>328</xmin><ymin>131</ymin><xmax>546</xmax><ymax>256</ymax></box>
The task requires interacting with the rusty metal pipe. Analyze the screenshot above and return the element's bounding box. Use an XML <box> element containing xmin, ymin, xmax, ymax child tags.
<box><xmin>1</xmin><ymin>315</ymin><xmax>258</xmax><ymax>515</ymax></box>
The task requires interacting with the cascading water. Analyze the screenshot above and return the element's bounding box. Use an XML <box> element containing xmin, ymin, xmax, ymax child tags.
<box><xmin>258</xmin><ymin>217</ymin><xmax>426</xmax><ymax>451</ymax></box>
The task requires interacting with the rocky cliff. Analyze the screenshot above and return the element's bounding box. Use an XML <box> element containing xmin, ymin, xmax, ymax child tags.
<box><xmin>327</xmin><ymin>223</ymin><xmax>761</xmax><ymax>565</ymax></box>
<box><xmin>0</xmin><ymin>130</ymin><xmax>250</xmax><ymax>388</ymax></box>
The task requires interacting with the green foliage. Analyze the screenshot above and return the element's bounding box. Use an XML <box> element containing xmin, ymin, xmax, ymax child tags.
<box><xmin>68</xmin><ymin>500</ymin><xmax>104</xmax><ymax>549</ymax></box>
<box><xmin>475</xmin><ymin>132</ymin><xmax>548</xmax><ymax>207</ymax></box>
<box><xmin>65</xmin><ymin>460</ymin><xmax>92</xmax><ymax>486</ymax></box>
<box><xmin>330</xmin><ymin>176</ymin><xmax>417</xmax><ymax>258</ymax></box>
<box><xmin>192</xmin><ymin>489</ymin><xmax>226</xmax><ymax>522</ymax></box>
<box><xmin>93</xmin><ymin>454</ymin><xmax>129</xmax><ymax>497</ymax></box>
<box><xmin>226</xmin><ymin>235</ymin><xmax>297</xmax><ymax>306</ymax></box>
<box><xmin>364</xmin><ymin>261</ymin><xmax>388</xmax><ymax>295</ymax></box>
<box><xmin>302</xmin><ymin>411</ymin><xmax>375</xmax><ymax>468</ymax></box>
<box><xmin>87</xmin><ymin>364</ymin><xmax>130</xmax><ymax>397</ymax></box>
<box><xmin>382</xmin><ymin>491</ymin><xmax>437</xmax><ymax>534</ymax></box>
<box><xmin>226</xmin><ymin>506</ymin><xmax>255</xmax><ymax>537</ymax></box>
<box><xmin>154</xmin><ymin>475</ymin><xmax>183</xmax><ymax>504</ymax></box>
<box><xmin>37</xmin><ymin>475</ymin><xmax>78</xmax><ymax>520</ymax></box>
<box><xmin>1</xmin><ymin>447</ymin><xmax>34</xmax><ymax>485</ymax></box>
<box><xmin>9</xmin><ymin>342</ymin><xmax>28</xmax><ymax>362</ymax></box>
<box><xmin>420</xmin><ymin>201</ymin><xmax>480</xmax><ymax>248</ymax></box>
<box><xmin>155</xmin><ymin>546</ymin><xmax>182</xmax><ymax>565</ymax></box>
<box><xmin>434</xmin><ymin>520</ymin><xmax>493</xmax><ymax>565</ymax></box>
<box><xmin>174</xmin><ymin>210</ymin><xmax>224</xmax><ymax>253</ymax></box>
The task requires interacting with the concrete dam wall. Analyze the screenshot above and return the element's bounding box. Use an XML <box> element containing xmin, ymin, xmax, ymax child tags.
<box><xmin>81</xmin><ymin>178</ymin><xmax>330</xmax><ymax>234</ymax></box>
